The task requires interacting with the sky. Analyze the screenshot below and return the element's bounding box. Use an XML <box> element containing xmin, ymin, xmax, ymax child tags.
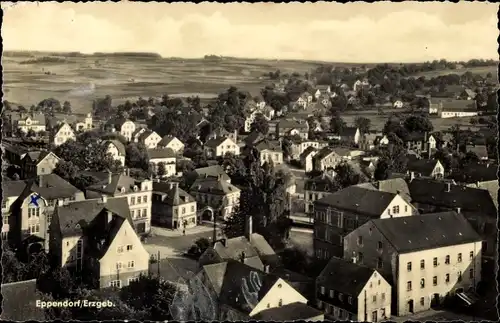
<box><xmin>2</xmin><ymin>1</ymin><xmax>499</xmax><ymax>63</ymax></box>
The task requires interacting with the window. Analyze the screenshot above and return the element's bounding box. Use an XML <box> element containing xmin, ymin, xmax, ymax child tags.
<box><xmin>469</xmin><ymin>269</ymin><xmax>474</xmax><ymax>279</ymax></box>
<box><xmin>29</xmin><ymin>224</ymin><xmax>40</xmax><ymax>234</ymax></box>
<box><xmin>457</xmin><ymin>271</ymin><xmax>462</xmax><ymax>282</ymax></box>
<box><xmin>47</xmin><ymin>214</ymin><xmax>52</xmax><ymax>223</ymax></box>
<box><xmin>117</xmin><ymin>246</ymin><xmax>124</xmax><ymax>253</ymax></box>
<box><xmin>182</xmin><ymin>207</ymin><xmax>186</xmax><ymax>214</ymax></box>
<box><xmin>377</xmin><ymin>257</ymin><xmax>383</xmax><ymax>269</ymax></box>
<box><xmin>405</xmin><ymin>205</ymin><xmax>408</xmax><ymax>212</ymax></box>
<box><xmin>392</xmin><ymin>205</ymin><xmax>400</xmax><ymax>214</ymax></box>
<box><xmin>420</xmin><ymin>260</ymin><xmax>425</xmax><ymax>269</ymax></box>
<box><xmin>433</xmin><ymin>257</ymin><xmax>438</xmax><ymax>267</ymax></box>
<box><xmin>191</xmin><ymin>206</ymin><xmax>195</xmax><ymax>212</ymax></box>
<box><xmin>128</xmin><ymin>277</ymin><xmax>139</xmax><ymax>284</ymax></box>
<box><xmin>469</xmin><ymin>251</ymin><xmax>474</xmax><ymax>260</ymax></box>
<box><xmin>128</xmin><ymin>261</ymin><xmax>135</xmax><ymax>268</ymax></box>
<box><xmin>329</xmin><ymin>290</ymin><xmax>334</xmax><ymax>298</ymax></box>
<box><xmin>358</xmin><ymin>252</ymin><xmax>363</xmax><ymax>263</ymax></box>
<box><xmin>131</xmin><ymin>210</ymin><xmax>135</xmax><ymax>218</ymax></box>
<box><xmin>420</xmin><ymin>278</ymin><xmax>425</xmax><ymax>288</ymax></box>
<box><xmin>339</xmin><ymin>309</ymin><xmax>344</xmax><ymax>318</ymax></box>
<box><xmin>320</xmin><ymin>286</ymin><xmax>325</xmax><ymax>294</ymax></box>
<box><xmin>445</xmin><ymin>274</ymin><xmax>450</xmax><ymax>283</ymax></box>
<box><xmin>126</xmin><ymin>244</ymin><xmax>133</xmax><ymax>251</ymax></box>
<box><xmin>407</xmin><ymin>262</ymin><xmax>412</xmax><ymax>272</ymax></box>
<box><xmin>1</xmin><ymin>232</ymin><xmax>8</xmax><ymax>240</ymax></box>
<box><xmin>2</xmin><ymin>216</ymin><xmax>8</xmax><ymax>225</ymax></box>
<box><xmin>278</xmin><ymin>299</ymin><xmax>283</xmax><ymax>307</ymax></box>
<box><xmin>143</xmin><ymin>195</ymin><xmax>148</xmax><ymax>203</ymax></box>
<box><xmin>381</xmin><ymin>293</ymin><xmax>386</xmax><ymax>301</ymax></box>
<box><xmin>377</xmin><ymin>241</ymin><xmax>383</xmax><ymax>250</ymax></box>
<box><xmin>131</xmin><ymin>197</ymin><xmax>135</xmax><ymax>205</ymax></box>
<box><xmin>433</xmin><ymin>276</ymin><xmax>438</xmax><ymax>286</ymax></box>
<box><xmin>357</xmin><ymin>236</ymin><xmax>363</xmax><ymax>246</ymax></box>
<box><xmin>457</xmin><ymin>253</ymin><xmax>462</xmax><ymax>263</ymax></box>
<box><xmin>116</xmin><ymin>262</ymin><xmax>123</xmax><ymax>269</ymax></box>
<box><xmin>110</xmin><ymin>280</ymin><xmax>122</xmax><ymax>288</ymax></box>
<box><xmin>407</xmin><ymin>281</ymin><xmax>412</xmax><ymax>291</ymax></box>
<box><xmin>348</xmin><ymin>296</ymin><xmax>352</xmax><ymax>304</ymax></box>
<box><xmin>420</xmin><ymin>297</ymin><xmax>425</xmax><ymax>306</ymax></box>
<box><xmin>338</xmin><ymin>293</ymin><xmax>344</xmax><ymax>301</ymax></box>
<box><xmin>317</xmin><ymin>300</ymin><xmax>323</xmax><ymax>309</ymax></box>
<box><xmin>445</xmin><ymin>255</ymin><xmax>450</xmax><ymax>264</ymax></box>
<box><xmin>137</xmin><ymin>196</ymin><xmax>141</xmax><ymax>204</ymax></box>
<box><xmin>142</xmin><ymin>209</ymin><xmax>147</xmax><ymax>218</ymax></box>
<box><xmin>372</xmin><ymin>295</ymin><xmax>377</xmax><ymax>303</ymax></box>
<box><xmin>28</xmin><ymin>208</ymin><xmax>40</xmax><ymax>218</ymax></box>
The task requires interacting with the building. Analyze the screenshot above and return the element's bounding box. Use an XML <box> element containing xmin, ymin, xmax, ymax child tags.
<box><xmin>276</xmin><ymin>119</ymin><xmax>309</xmax><ymax>140</ymax></box>
<box><xmin>362</xmin><ymin>178</ymin><xmax>412</xmax><ymax>203</ymax></box>
<box><xmin>2</xmin><ymin>144</ymin><xmax>29</xmax><ymax>166</ymax></box>
<box><xmin>10</xmin><ymin>174</ymin><xmax>85</xmax><ymax>251</ymax></box>
<box><xmin>20</xmin><ymin>151</ymin><xmax>61</xmax><ymax>179</ymax></box>
<box><xmin>251</xmin><ymin>140</ymin><xmax>284</xmax><ymax>166</ymax></box>
<box><xmin>152</xmin><ymin>181</ymin><xmax>197</xmax><ymax>229</ymax></box>
<box><xmin>304</xmin><ymin>172</ymin><xmax>336</xmax><ymax>214</ymax></box>
<box><xmin>407</xmin><ymin>159</ymin><xmax>445</xmax><ymax>179</ymax></box>
<box><xmin>244</xmin><ymin>109</ymin><xmax>273</xmax><ymax>133</ymax></box>
<box><xmin>289</xmin><ymin>139</ymin><xmax>328</xmax><ymax>160</ymax></box>
<box><xmin>312</xmin><ymin>147</ymin><xmax>341</xmax><ymax>171</ymax></box>
<box><xmin>12</xmin><ymin>113</ymin><xmax>47</xmax><ymax>134</ymax></box>
<box><xmin>340</xmin><ymin>127</ymin><xmax>361</xmax><ymax>145</ymax></box>
<box><xmin>204</xmin><ymin>136</ymin><xmax>240</xmax><ymax>158</ymax></box>
<box><xmin>1</xmin><ymin>180</ymin><xmax>28</xmax><ymax>241</ymax></box>
<box><xmin>49</xmin><ymin>122</ymin><xmax>76</xmax><ymax>147</ymax></box>
<box><xmin>439</xmin><ymin>100</ymin><xmax>478</xmax><ymax>119</ymax></box>
<box><xmin>147</xmin><ymin>148</ymin><xmax>177</xmax><ymax>177</ymax></box>
<box><xmin>343</xmin><ymin>211</ymin><xmax>483</xmax><ymax>316</ymax></box>
<box><xmin>49</xmin><ymin>196</ymin><xmax>149</xmax><ymax>289</ymax></box>
<box><xmin>157</xmin><ymin>135</ymin><xmax>185</xmax><ymax>153</ymax></box>
<box><xmin>316</xmin><ymin>257</ymin><xmax>391</xmax><ymax>322</ymax></box>
<box><xmin>428</xmin><ymin>98</ymin><xmax>442</xmax><ymax>115</ymax></box>
<box><xmin>104</xmin><ymin>140</ymin><xmax>126</xmax><ymax>167</ymax></box>
<box><xmin>300</xmin><ymin>147</ymin><xmax>318</xmax><ymax>172</ymax></box>
<box><xmin>136</xmin><ymin>130</ymin><xmax>162</xmax><ymax>149</ymax></box>
<box><xmin>104</xmin><ymin>118</ymin><xmax>136</xmax><ymax>141</ymax></box>
<box><xmin>0</xmin><ymin>279</ymin><xmax>46</xmax><ymax>321</ymax></box>
<box><xmin>46</xmin><ymin>113</ymin><xmax>93</xmax><ymax>132</ymax></box>
<box><xmin>313</xmin><ymin>186</ymin><xmax>417</xmax><ymax>259</ymax></box>
<box><xmin>465</xmin><ymin>144</ymin><xmax>489</xmax><ymax>161</ymax></box>
<box><xmin>197</xmin><ymin>260</ymin><xmax>313</xmax><ymax>321</ymax></box>
<box><xmin>194</xmin><ymin>165</ymin><xmax>232</xmax><ymax>183</ymax></box>
<box><xmin>404</xmin><ymin>132</ymin><xmax>436</xmax><ymax>154</ymax></box>
<box><xmin>393</xmin><ymin>100</ymin><xmax>404</xmax><ymax>108</ymax></box>
<box><xmin>85</xmin><ymin>173</ymin><xmax>153</xmax><ymax>235</ymax></box>
<box><xmin>189</xmin><ymin>176</ymin><xmax>241</xmax><ymax>220</ymax></box>
<box><xmin>252</xmin><ymin>302</ymin><xmax>324</xmax><ymax>322</ymax></box>
<box><xmin>458</xmin><ymin>89</ymin><xmax>477</xmax><ymax>101</ymax></box>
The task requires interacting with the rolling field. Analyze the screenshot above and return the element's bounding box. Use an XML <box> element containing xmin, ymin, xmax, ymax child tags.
<box><xmin>3</xmin><ymin>55</ymin><xmax>326</xmax><ymax>113</ymax></box>
<box><xmin>412</xmin><ymin>66</ymin><xmax>497</xmax><ymax>78</ymax></box>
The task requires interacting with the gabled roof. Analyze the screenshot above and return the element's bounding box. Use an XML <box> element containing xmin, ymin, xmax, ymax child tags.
<box><xmin>371</xmin><ymin>211</ymin><xmax>482</xmax><ymax>253</ymax></box>
<box><xmin>299</xmin><ymin>146</ymin><xmax>317</xmax><ymax>160</ymax></box>
<box><xmin>2</xmin><ymin>180</ymin><xmax>27</xmax><ymax>198</ymax></box>
<box><xmin>147</xmin><ymin>148</ymin><xmax>176</xmax><ymax>159</ymax></box>
<box><xmin>105</xmin><ymin>139</ymin><xmax>126</xmax><ymax>155</ymax></box>
<box><xmin>466</xmin><ymin>145</ymin><xmax>488</xmax><ymax>159</ymax></box>
<box><xmin>0</xmin><ymin>279</ymin><xmax>46</xmax><ymax>321</ymax></box>
<box><xmin>205</xmin><ymin>136</ymin><xmax>233</xmax><ymax>149</ymax></box>
<box><xmin>86</xmin><ymin>173</ymin><xmax>149</xmax><ymax>195</ymax></box>
<box><xmin>252</xmin><ymin>302</ymin><xmax>322</xmax><ymax>321</ymax></box>
<box><xmin>407</xmin><ymin>159</ymin><xmax>441</xmax><ymax>176</ymax></box>
<box><xmin>341</xmin><ymin>127</ymin><xmax>359</xmax><ymax>137</ymax></box>
<box><xmin>244</xmin><ymin>131</ymin><xmax>266</xmax><ymax>147</ymax></box>
<box><xmin>153</xmin><ymin>182</ymin><xmax>195</xmax><ymax>206</ymax></box>
<box><xmin>373</xmin><ymin>178</ymin><xmax>411</xmax><ymax>202</ymax></box>
<box><xmin>158</xmin><ymin>135</ymin><xmax>183</xmax><ymax>147</ymax></box>
<box><xmin>138</xmin><ymin>130</ymin><xmax>158</xmax><ymax>142</ymax></box>
<box><xmin>105</xmin><ymin>117</ymin><xmax>131</xmax><ymax>130</ymax></box>
<box><xmin>318</xmin><ymin>257</ymin><xmax>375</xmax><ymax>296</ymax></box>
<box><xmin>86</xmin><ymin>214</ymin><xmax>131</xmax><ymax>259</ymax></box>
<box><xmin>190</xmin><ymin>177</ymin><xmax>240</xmax><ymax>195</ymax></box>
<box><xmin>409</xmin><ymin>178</ymin><xmax>497</xmax><ymax>216</ymax></box>
<box><xmin>28</xmin><ymin>174</ymin><xmax>82</xmax><ymax>200</ymax></box>
<box><xmin>54</xmin><ymin>197</ymin><xmax>132</xmax><ymax>237</ymax></box>
<box><xmin>316</xmin><ymin>186</ymin><xmax>398</xmax><ymax>217</ymax></box>
<box><xmin>313</xmin><ymin>147</ymin><xmax>337</xmax><ymax>161</ymax></box>
<box><xmin>277</xmin><ymin>119</ymin><xmax>309</xmax><ymax>130</ymax></box>
<box><xmin>254</xmin><ymin>140</ymin><xmax>282</xmax><ymax>153</ymax></box>
<box><xmin>449</xmin><ymin>163</ymin><xmax>497</xmax><ymax>183</ymax></box>
<box><xmin>441</xmin><ymin>99</ymin><xmax>477</xmax><ymax>112</ymax></box>
<box><xmin>305</xmin><ymin>173</ymin><xmax>336</xmax><ymax>192</ymax></box>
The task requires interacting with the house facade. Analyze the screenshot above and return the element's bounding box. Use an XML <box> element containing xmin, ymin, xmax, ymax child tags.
<box><xmin>105</xmin><ymin>140</ymin><xmax>126</xmax><ymax>167</ymax></box>
<box><xmin>190</xmin><ymin>176</ymin><xmax>241</xmax><ymax>220</ymax></box>
<box><xmin>147</xmin><ymin>148</ymin><xmax>177</xmax><ymax>177</ymax></box>
<box><xmin>13</xmin><ymin>113</ymin><xmax>47</xmax><ymax>134</ymax></box>
<box><xmin>204</xmin><ymin>137</ymin><xmax>240</xmax><ymax>158</ymax></box>
<box><xmin>50</xmin><ymin>122</ymin><xmax>76</xmax><ymax>147</ymax></box>
<box><xmin>20</xmin><ymin>151</ymin><xmax>60</xmax><ymax>179</ymax></box>
<box><xmin>137</xmin><ymin>130</ymin><xmax>162</xmax><ymax>149</ymax></box>
<box><xmin>157</xmin><ymin>135</ymin><xmax>185</xmax><ymax>153</ymax></box>
<box><xmin>312</xmin><ymin>147</ymin><xmax>341</xmax><ymax>171</ymax></box>
<box><xmin>104</xmin><ymin>118</ymin><xmax>136</xmax><ymax>142</ymax></box>
<box><xmin>289</xmin><ymin>140</ymin><xmax>328</xmax><ymax>160</ymax></box>
<box><xmin>152</xmin><ymin>181</ymin><xmax>197</xmax><ymax>229</ymax></box>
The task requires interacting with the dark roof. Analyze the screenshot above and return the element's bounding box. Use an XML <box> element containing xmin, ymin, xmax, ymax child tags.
<box><xmin>85</xmin><ymin>214</ymin><xmax>131</xmax><ymax>259</ymax></box>
<box><xmin>299</xmin><ymin>146</ymin><xmax>317</xmax><ymax>159</ymax></box>
<box><xmin>2</xmin><ymin>180</ymin><xmax>27</xmax><ymax>197</ymax></box>
<box><xmin>409</xmin><ymin>178</ymin><xmax>497</xmax><ymax>216</ymax></box>
<box><xmin>158</xmin><ymin>135</ymin><xmax>182</xmax><ymax>147</ymax></box>
<box><xmin>29</xmin><ymin>174</ymin><xmax>82</xmax><ymax>200</ymax></box>
<box><xmin>341</xmin><ymin>127</ymin><xmax>359</xmax><ymax>136</ymax></box>
<box><xmin>0</xmin><ymin>279</ymin><xmax>46</xmax><ymax>321</ymax></box>
<box><xmin>252</xmin><ymin>302</ymin><xmax>322</xmax><ymax>321</ymax></box>
<box><xmin>316</xmin><ymin>186</ymin><xmax>397</xmax><ymax>217</ymax></box>
<box><xmin>372</xmin><ymin>211</ymin><xmax>482</xmax><ymax>253</ymax></box>
<box><xmin>152</xmin><ymin>182</ymin><xmax>195</xmax><ymax>206</ymax></box>
<box><xmin>54</xmin><ymin>197</ymin><xmax>132</xmax><ymax>237</ymax></box>
<box><xmin>441</xmin><ymin>100</ymin><xmax>476</xmax><ymax>112</ymax></box>
<box><xmin>205</xmin><ymin>136</ymin><xmax>232</xmax><ymax>149</ymax></box>
<box><xmin>466</xmin><ymin>145</ymin><xmax>488</xmax><ymax>159</ymax></box>
<box><xmin>373</xmin><ymin>178</ymin><xmax>411</xmax><ymax>203</ymax></box>
<box><xmin>305</xmin><ymin>173</ymin><xmax>336</xmax><ymax>192</ymax></box>
<box><xmin>313</xmin><ymin>147</ymin><xmax>335</xmax><ymax>161</ymax></box>
<box><xmin>190</xmin><ymin>177</ymin><xmax>240</xmax><ymax>195</ymax></box>
<box><xmin>448</xmin><ymin>163</ymin><xmax>497</xmax><ymax>183</ymax></box>
<box><xmin>105</xmin><ymin>139</ymin><xmax>126</xmax><ymax>155</ymax></box>
<box><xmin>244</xmin><ymin>131</ymin><xmax>265</xmax><ymax>146</ymax></box>
<box><xmin>277</xmin><ymin>119</ymin><xmax>309</xmax><ymax>130</ymax></box>
<box><xmin>407</xmin><ymin>159</ymin><xmax>441</xmax><ymax>176</ymax></box>
<box><xmin>318</xmin><ymin>257</ymin><xmax>374</xmax><ymax>296</ymax></box>
<box><xmin>147</xmin><ymin>148</ymin><xmax>176</xmax><ymax>159</ymax></box>
<box><xmin>254</xmin><ymin>140</ymin><xmax>282</xmax><ymax>152</ymax></box>
<box><xmin>194</xmin><ymin>165</ymin><xmax>231</xmax><ymax>182</ymax></box>
<box><xmin>87</xmin><ymin>173</ymin><xmax>149</xmax><ymax>195</ymax></box>
<box><xmin>105</xmin><ymin>117</ymin><xmax>130</xmax><ymax>130</ymax></box>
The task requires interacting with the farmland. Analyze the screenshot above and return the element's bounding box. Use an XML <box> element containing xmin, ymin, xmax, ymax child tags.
<box><xmin>412</xmin><ymin>66</ymin><xmax>497</xmax><ymax>78</ymax></box>
<box><xmin>3</xmin><ymin>54</ymin><xmax>331</xmax><ymax>113</ymax></box>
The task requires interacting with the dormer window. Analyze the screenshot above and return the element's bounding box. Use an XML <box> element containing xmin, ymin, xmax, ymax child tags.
<box><xmin>133</xmin><ymin>186</ymin><xmax>138</xmax><ymax>192</ymax></box>
<box><xmin>75</xmin><ymin>224</ymin><xmax>80</xmax><ymax>229</ymax></box>
<box><xmin>121</xmin><ymin>187</ymin><xmax>126</xmax><ymax>193</ymax></box>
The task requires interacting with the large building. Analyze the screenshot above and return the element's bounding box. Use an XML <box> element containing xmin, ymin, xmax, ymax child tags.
<box><xmin>313</xmin><ymin>186</ymin><xmax>417</xmax><ymax>259</ymax></box>
<box><xmin>152</xmin><ymin>181</ymin><xmax>197</xmax><ymax>229</ymax></box>
<box><xmin>343</xmin><ymin>211</ymin><xmax>482</xmax><ymax>316</ymax></box>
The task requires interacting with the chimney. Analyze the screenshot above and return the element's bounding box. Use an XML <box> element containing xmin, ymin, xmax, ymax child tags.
<box><xmin>456</xmin><ymin>207</ymin><xmax>461</xmax><ymax>214</ymax></box>
<box><xmin>396</xmin><ymin>190</ymin><xmax>401</xmax><ymax>195</ymax></box>
<box><xmin>352</xmin><ymin>256</ymin><xmax>357</xmax><ymax>264</ymax></box>
<box><xmin>220</xmin><ymin>238</ymin><xmax>226</xmax><ymax>247</ymax></box>
<box><xmin>245</xmin><ymin>215</ymin><xmax>253</xmax><ymax>242</ymax></box>
<box><xmin>101</xmin><ymin>195</ymin><xmax>108</xmax><ymax>204</ymax></box>
<box><xmin>264</xmin><ymin>265</ymin><xmax>270</xmax><ymax>273</ymax></box>
<box><xmin>240</xmin><ymin>251</ymin><xmax>246</xmax><ymax>263</ymax></box>
<box><xmin>106</xmin><ymin>210</ymin><xmax>113</xmax><ymax>224</ymax></box>
<box><xmin>126</xmin><ymin>168</ymin><xmax>130</xmax><ymax>177</ymax></box>
<box><xmin>108</xmin><ymin>171</ymin><xmax>112</xmax><ymax>184</ymax></box>
<box><xmin>410</xmin><ymin>171</ymin><xmax>415</xmax><ymax>181</ymax></box>
<box><xmin>57</xmin><ymin>199</ymin><xmax>64</xmax><ymax>207</ymax></box>
<box><xmin>446</xmin><ymin>182</ymin><xmax>451</xmax><ymax>192</ymax></box>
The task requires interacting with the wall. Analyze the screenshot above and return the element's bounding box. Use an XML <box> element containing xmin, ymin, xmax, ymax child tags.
<box><xmin>357</xmin><ymin>272</ymin><xmax>392</xmax><ymax>322</ymax></box>
<box><xmin>249</xmin><ymin>278</ymin><xmax>308</xmax><ymax>316</ymax></box>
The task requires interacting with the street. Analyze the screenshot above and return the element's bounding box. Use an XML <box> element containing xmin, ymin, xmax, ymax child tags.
<box><xmin>391</xmin><ymin>309</ymin><xmax>482</xmax><ymax>322</ymax></box>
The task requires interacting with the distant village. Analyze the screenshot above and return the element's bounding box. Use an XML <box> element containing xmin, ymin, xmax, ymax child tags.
<box><xmin>1</xmin><ymin>59</ymin><xmax>498</xmax><ymax>321</ymax></box>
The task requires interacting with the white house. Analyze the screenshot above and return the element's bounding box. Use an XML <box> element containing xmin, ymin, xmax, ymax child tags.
<box><xmin>147</xmin><ymin>148</ymin><xmax>177</xmax><ymax>177</ymax></box>
<box><xmin>440</xmin><ymin>100</ymin><xmax>479</xmax><ymax>119</ymax></box>
<box><xmin>157</xmin><ymin>135</ymin><xmax>185</xmax><ymax>153</ymax></box>
<box><xmin>204</xmin><ymin>137</ymin><xmax>240</xmax><ymax>158</ymax></box>
<box><xmin>393</xmin><ymin>100</ymin><xmax>404</xmax><ymax>108</ymax></box>
<box><xmin>49</xmin><ymin>122</ymin><xmax>76</xmax><ymax>147</ymax></box>
<box><xmin>104</xmin><ymin>140</ymin><xmax>126</xmax><ymax>166</ymax></box>
<box><xmin>137</xmin><ymin>130</ymin><xmax>162</xmax><ymax>149</ymax></box>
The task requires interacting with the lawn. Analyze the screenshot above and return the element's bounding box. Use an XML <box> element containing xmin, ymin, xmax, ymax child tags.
<box><xmin>413</xmin><ymin>66</ymin><xmax>497</xmax><ymax>78</ymax></box>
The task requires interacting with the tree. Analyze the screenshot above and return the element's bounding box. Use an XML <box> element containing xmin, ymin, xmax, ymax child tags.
<box><xmin>54</xmin><ymin>160</ymin><xmax>79</xmax><ymax>180</ymax></box>
<box><xmin>125</xmin><ymin>143</ymin><xmax>150</xmax><ymax>171</ymax></box>
<box><xmin>279</xmin><ymin>247</ymin><xmax>310</xmax><ymax>275</ymax></box>
<box><xmin>26</xmin><ymin>129</ymin><xmax>36</xmax><ymax>137</ymax></box>
<box><xmin>157</xmin><ymin>162</ymin><xmax>166</xmax><ymax>177</ymax></box>
<box><xmin>354</xmin><ymin>116</ymin><xmax>371</xmax><ymax>134</ymax></box>
<box><xmin>250</xmin><ymin>114</ymin><xmax>270</xmax><ymax>135</ymax></box>
<box><xmin>194</xmin><ymin>237</ymin><xmax>210</xmax><ymax>254</ymax></box>
<box><xmin>62</xmin><ymin>101</ymin><xmax>72</xmax><ymax>114</ymax></box>
<box><xmin>1</xmin><ymin>247</ymin><xmax>28</xmax><ymax>283</ymax></box>
<box><xmin>329</xmin><ymin>112</ymin><xmax>346</xmax><ymax>134</ymax></box>
<box><xmin>403</xmin><ymin>115</ymin><xmax>434</xmax><ymax>133</ymax></box>
<box><xmin>373</xmin><ymin>158</ymin><xmax>391</xmax><ymax>180</ymax></box>
<box><xmin>334</xmin><ymin>163</ymin><xmax>361</xmax><ymax>188</ymax></box>
<box><xmin>223</xmin><ymin>204</ymin><xmax>247</xmax><ymax>239</ymax></box>
<box><xmin>281</xmin><ymin>137</ymin><xmax>293</xmax><ymax>160</ymax></box>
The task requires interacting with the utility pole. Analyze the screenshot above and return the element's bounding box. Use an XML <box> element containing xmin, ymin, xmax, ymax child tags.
<box><xmin>157</xmin><ymin>250</ymin><xmax>160</xmax><ymax>277</ymax></box>
<box><xmin>212</xmin><ymin>210</ymin><xmax>217</xmax><ymax>243</ymax></box>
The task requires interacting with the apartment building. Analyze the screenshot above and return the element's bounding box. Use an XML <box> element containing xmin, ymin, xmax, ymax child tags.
<box><xmin>304</xmin><ymin>172</ymin><xmax>336</xmax><ymax>214</ymax></box>
<box><xmin>85</xmin><ymin>172</ymin><xmax>153</xmax><ymax>235</ymax></box>
<box><xmin>152</xmin><ymin>181</ymin><xmax>197</xmax><ymax>229</ymax></box>
<box><xmin>313</xmin><ymin>186</ymin><xmax>417</xmax><ymax>259</ymax></box>
<box><xmin>343</xmin><ymin>211</ymin><xmax>482</xmax><ymax>316</ymax></box>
